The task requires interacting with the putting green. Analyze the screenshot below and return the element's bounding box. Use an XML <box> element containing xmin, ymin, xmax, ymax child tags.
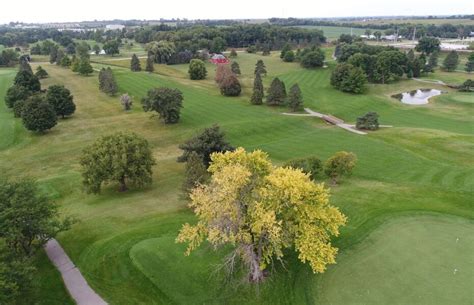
<box><xmin>317</xmin><ymin>215</ymin><xmax>474</xmax><ymax>305</ymax></box>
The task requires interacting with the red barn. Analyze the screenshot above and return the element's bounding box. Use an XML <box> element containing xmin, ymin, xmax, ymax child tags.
<box><xmin>210</xmin><ymin>54</ymin><xmax>229</xmax><ymax>64</ymax></box>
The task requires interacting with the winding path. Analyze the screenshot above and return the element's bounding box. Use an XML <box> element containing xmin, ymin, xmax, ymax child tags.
<box><xmin>45</xmin><ymin>239</ymin><xmax>108</xmax><ymax>305</ymax></box>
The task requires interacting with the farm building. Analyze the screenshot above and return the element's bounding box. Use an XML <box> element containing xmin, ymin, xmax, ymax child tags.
<box><xmin>210</xmin><ymin>54</ymin><xmax>229</xmax><ymax>64</ymax></box>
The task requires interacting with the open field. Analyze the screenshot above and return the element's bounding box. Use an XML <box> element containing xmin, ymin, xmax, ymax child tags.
<box><xmin>295</xmin><ymin>26</ymin><xmax>373</xmax><ymax>40</ymax></box>
<box><xmin>349</xmin><ymin>18</ymin><xmax>474</xmax><ymax>26</ymax></box>
<box><xmin>1</xmin><ymin>47</ymin><xmax>473</xmax><ymax>304</ymax></box>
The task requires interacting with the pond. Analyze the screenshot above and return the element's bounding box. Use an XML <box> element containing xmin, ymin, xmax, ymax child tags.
<box><xmin>392</xmin><ymin>89</ymin><xmax>442</xmax><ymax>105</ymax></box>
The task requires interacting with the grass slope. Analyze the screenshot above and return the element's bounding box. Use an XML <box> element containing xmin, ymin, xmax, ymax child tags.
<box><xmin>0</xmin><ymin>49</ymin><xmax>472</xmax><ymax>304</ymax></box>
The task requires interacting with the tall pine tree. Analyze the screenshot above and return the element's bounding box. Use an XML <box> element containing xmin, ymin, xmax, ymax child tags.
<box><xmin>288</xmin><ymin>84</ymin><xmax>303</xmax><ymax>112</ymax></box>
<box><xmin>250</xmin><ymin>72</ymin><xmax>264</xmax><ymax>105</ymax></box>
<box><xmin>145</xmin><ymin>55</ymin><xmax>154</xmax><ymax>72</ymax></box>
<box><xmin>254</xmin><ymin>60</ymin><xmax>267</xmax><ymax>76</ymax></box>
<box><xmin>266</xmin><ymin>77</ymin><xmax>287</xmax><ymax>106</ymax></box>
<box><xmin>131</xmin><ymin>54</ymin><xmax>141</xmax><ymax>72</ymax></box>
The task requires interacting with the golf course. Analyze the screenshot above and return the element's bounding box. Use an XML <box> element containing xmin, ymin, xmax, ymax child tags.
<box><xmin>1</xmin><ymin>33</ymin><xmax>473</xmax><ymax>304</ymax></box>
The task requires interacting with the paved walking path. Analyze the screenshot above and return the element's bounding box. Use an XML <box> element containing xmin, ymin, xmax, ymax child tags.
<box><xmin>45</xmin><ymin>239</ymin><xmax>108</xmax><ymax>305</ymax></box>
<box><xmin>283</xmin><ymin>108</ymin><xmax>394</xmax><ymax>135</ymax></box>
<box><xmin>412</xmin><ymin>78</ymin><xmax>446</xmax><ymax>85</ymax></box>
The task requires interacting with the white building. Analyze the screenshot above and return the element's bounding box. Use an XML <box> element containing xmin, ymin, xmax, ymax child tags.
<box><xmin>105</xmin><ymin>24</ymin><xmax>125</xmax><ymax>30</ymax></box>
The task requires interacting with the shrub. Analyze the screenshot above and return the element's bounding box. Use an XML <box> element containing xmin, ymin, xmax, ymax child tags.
<box><xmin>285</xmin><ymin>156</ymin><xmax>322</xmax><ymax>180</ymax></box>
<box><xmin>188</xmin><ymin>59</ymin><xmax>207</xmax><ymax>80</ymax></box>
<box><xmin>324</xmin><ymin>151</ymin><xmax>357</xmax><ymax>184</ymax></box>
<box><xmin>356</xmin><ymin>112</ymin><xmax>379</xmax><ymax>130</ymax></box>
<box><xmin>219</xmin><ymin>74</ymin><xmax>241</xmax><ymax>96</ymax></box>
<box><xmin>300</xmin><ymin>49</ymin><xmax>325</xmax><ymax>68</ymax></box>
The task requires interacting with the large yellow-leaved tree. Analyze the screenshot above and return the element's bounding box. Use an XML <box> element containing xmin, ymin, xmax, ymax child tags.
<box><xmin>176</xmin><ymin>148</ymin><xmax>347</xmax><ymax>282</ymax></box>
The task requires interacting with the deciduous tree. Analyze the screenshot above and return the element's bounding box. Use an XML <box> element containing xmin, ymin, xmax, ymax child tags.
<box><xmin>188</xmin><ymin>59</ymin><xmax>207</xmax><ymax>80</ymax></box>
<box><xmin>285</xmin><ymin>156</ymin><xmax>322</xmax><ymax>180</ymax></box>
<box><xmin>4</xmin><ymin>85</ymin><xmax>30</xmax><ymax>108</ymax></box>
<box><xmin>176</xmin><ymin>148</ymin><xmax>347</xmax><ymax>282</ymax></box>
<box><xmin>219</xmin><ymin>74</ymin><xmax>241</xmax><ymax>96</ymax></box>
<box><xmin>324</xmin><ymin>151</ymin><xmax>357</xmax><ymax>184</ymax></box>
<box><xmin>14</xmin><ymin>70</ymin><xmax>40</xmax><ymax>92</ymax></box>
<box><xmin>120</xmin><ymin>93</ymin><xmax>132</xmax><ymax>110</ymax></box>
<box><xmin>415</xmin><ymin>37</ymin><xmax>440</xmax><ymax>55</ymax></box>
<box><xmin>300</xmin><ymin>49</ymin><xmax>325</xmax><ymax>68</ymax></box>
<box><xmin>80</xmin><ymin>132</ymin><xmax>156</xmax><ymax>193</ymax></box>
<box><xmin>142</xmin><ymin>87</ymin><xmax>184</xmax><ymax>124</ymax></box>
<box><xmin>182</xmin><ymin>152</ymin><xmax>209</xmax><ymax>196</ymax></box>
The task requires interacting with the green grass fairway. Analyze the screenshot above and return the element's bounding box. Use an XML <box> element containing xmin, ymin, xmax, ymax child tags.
<box><xmin>318</xmin><ymin>215</ymin><xmax>474</xmax><ymax>305</ymax></box>
<box><xmin>1</xmin><ymin>46</ymin><xmax>473</xmax><ymax>304</ymax></box>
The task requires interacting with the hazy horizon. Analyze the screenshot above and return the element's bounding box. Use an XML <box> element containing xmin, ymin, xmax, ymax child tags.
<box><xmin>1</xmin><ymin>0</ymin><xmax>472</xmax><ymax>24</ymax></box>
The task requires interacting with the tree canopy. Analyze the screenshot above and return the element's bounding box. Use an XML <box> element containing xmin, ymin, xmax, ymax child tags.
<box><xmin>330</xmin><ymin>63</ymin><xmax>367</xmax><ymax>93</ymax></box>
<box><xmin>80</xmin><ymin>132</ymin><xmax>156</xmax><ymax>193</ymax></box>
<box><xmin>178</xmin><ymin>124</ymin><xmax>234</xmax><ymax>166</ymax></box>
<box><xmin>442</xmin><ymin>51</ymin><xmax>459</xmax><ymax>72</ymax></box>
<box><xmin>142</xmin><ymin>87</ymin><xmax>184</xmax><ymax>124</ymax></box>
<box><xmin>130</xmin><ymin>54</ymin><xmax>142</xmax><ymax>72</ymax></box>
<box><xmin>21</xmin><ymin>95</ymin><xmax>58</xmax><ymax>132</ymax></box>
<box><xmin>415</xmin><ymin>37</ymin><xmax>440</xmax><ymax>55</ymax></box>
<box><xmin>251</xmin><ymin>72</ymin><xmax>264</xmax><ymax>105</ymax></box>
<box><xmin>266</xmin><ymin>78</ymin><xmax>287</xmax><ymax>106</ymax></box>
<box><xmin>176</xmin><ymin>148</ymin><xmax>347</xmax><ymax>282</ymax></box>
<box><xmin>188</xmin><ymin>59</ymin><xmax>207</xmax><ymax>80</ymax></box>
<box><xmin>46</xmin><ymin>85</ymin><xmax>76</xmax><ymax>118</ymax></box>
<box><xmin>288</xmin><ymin>83</ymin><xmax>303</xmax><ymax>111</ymax></box>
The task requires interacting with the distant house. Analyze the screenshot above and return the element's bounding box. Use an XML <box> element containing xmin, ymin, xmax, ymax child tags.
<box><xmin>360</xmin><ymin>34</ymin><xmax>376</xmax><ymax>40</ymax></box>
<box><xmin>210</xmin><ymin>54</ymin><xmax>229</xmax><ymax>64</ymax></box>
<box><xmin>382</xmin><ymin>35</ymin><xmax>402</xmax><ymax>41</ymax></box>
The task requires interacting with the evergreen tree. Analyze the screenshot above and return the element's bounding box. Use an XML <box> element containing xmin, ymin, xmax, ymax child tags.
<box><xmin>4</xmin><ymin>85</ymin><xmax>31</xmax><ymax>108</ymax></box>
<box><xmin>78</xmin><ymin>58</ymin><xmax>93</xmax><ymax>76</ymax></box>
<box><xmin>46</xmin><ymin>85</ymin><xmax>76</xmax><ymax>118</ymax></box>
<box><xmin>229</xmin><ymin>49</ymin><xmax>238</xmax><ymax>58</ymax></box>
<box><xmin>18</xmin><ymin>57</ymin><xmax>32</xmax><ymax>74</ymax></box>
<box><xmin>98</xmin><ymin>67</ymin><xmax>118</xmax><ymax>95</ymax></box>
<box><xmin>13</xmin><ymin>99</ymin><xmax>26</xmax><ymax>118</ymax></box>
<box><xmin>330</xmin><ymin>63</ymin><xmax>366</xmax><ymax>94</ymax></box>
<box><xmin>71</xmin><ymin>55</ymin><xmax>80</xmax><ymax>72</ymax></box>
<box><xmin>177</xmin><ymin>124</ymin><xmax>234</xmax><ymax>166</ymax></box>
<box><xmin>262</xmin><ymin>43</ymin><xmax>271</xmax><ymax>56</ymax></box>
<box><xmin>442</xmin><ymin>51</ymin><xmax>459</xmax><ymax>72</ymax></box>
<box><xmin>49</xmin><ymin>47</ymin><xmax>58</xmax><ymax>64</ymax></box>
<box><xmin>251</xmin><ymin>72</ymin><xmax>264</xmax><ymax>105</ymax></box>
<box><xmin>130</xmin><ymin>54</ymin><xmax>141</xmax><ymax>72</ymax></box>
<box><xmin>55</xmin><ymin>49</ymin><xmax>65</xmax><ymax>66</ymax></box>
<box><xmin>21</xmin><ymin>95</ymin><xmax>57</xmax><ymax>132</ymax></box>
<box><xmin>14</xmin><ymin>70</ymin><xmax>41</xmax><ymax>92</ymax></box>
<box><xmin>231</xmin><ymin>61</ymin><xmax>241</xmax><ymax>75</ymax></box>
<box><xmin>182</xmin><ymin>152</ymin><xmax>209</xmax><ymax>196</ymax></box>
<box><xmin>465</xmin><ymin>53</ymin><xmax>474</xmax><ymax>73</ymax></box>
<box><xmin>60</xmin><ymin>55</ymin><xmax>71</xmax><ymax>67</ymax></box>
<box><xmin>356</xmin><ymin>112</ymin><xmax>379</xmax><ymax>130</ymax></box>
<box><xmin>280</xmin><ymin>43</ymin><xmax>292</xmax><ymax>59</ymax></box>
<box><xmin>266</xmin><ymin>77</ymin><xmax>287</xmax><ymax>106</ymax></box>
<box><xmin>145</xmin><ymin>55</ymin><xmax>154</xmax><ymax>72</ymax></box>
<box><xmin>254</xmin><ymin>60</ymin><xmax>267</xmax><ymax>76</ymax></box>
<box><xmin>35</xmin><ymin>66</ymin><xmax>48</xmax><ymax>79</ymax></box>
<box><xmin>429</xmin><ymin>51</ymin><xmax>439</xmax><ymax>69</ymax></box>
<box><xmin>288</xmin><ymin>83</ymin><xmax>303</xmax><ymax>112</ymax></box>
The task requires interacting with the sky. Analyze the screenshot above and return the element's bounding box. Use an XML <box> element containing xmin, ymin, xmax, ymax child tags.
<box><xmin>1</xmin><ymin>0</ymin><xmax>472</xmax><ymax>23</ymax></box>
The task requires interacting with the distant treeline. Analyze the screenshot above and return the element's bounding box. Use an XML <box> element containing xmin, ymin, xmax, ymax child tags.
<box><xmin>269</xmin><ymin>18</ymin><xmax>474</xmax><ymax>39</ymax></box>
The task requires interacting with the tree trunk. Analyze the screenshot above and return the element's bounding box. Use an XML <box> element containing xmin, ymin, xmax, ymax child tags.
<box><xmin>118</xmin><ymin>176</ymin><xmax>128</xmax><ymax>192</ymax></box>
<box><xmin>245</xmin><ymin>244</ymin><xmax>265</xmax><ymax>283</ymax></box>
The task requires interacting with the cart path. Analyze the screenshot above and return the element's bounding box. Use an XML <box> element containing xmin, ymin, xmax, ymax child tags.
<box><xmin>45</xmin><ymin>239</ymin><xmax>108</xmax><ymax>305</ymax></box>
<box><xmin>283</xmin><ymin>108</ymin><xmax>368</xmax><ymax>135</ymax></box>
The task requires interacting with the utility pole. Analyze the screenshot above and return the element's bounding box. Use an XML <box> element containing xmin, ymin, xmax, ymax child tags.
<box><xmin>413</xmin><ymin>26</ymin><xmax>417</xmax><ymax>42</ymax></box>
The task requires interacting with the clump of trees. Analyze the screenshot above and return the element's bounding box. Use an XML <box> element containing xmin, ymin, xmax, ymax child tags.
<box><xmin>103</xmin><ymin>40</ymin><xmax>120</xmax><ymax>56</ymax></box>
<box><xmin>299</xmin><ymin>47</ymin><xmax>325</xmax><ymax>69</ymax></box>
<box><xmin>356</xmin><ymin>112</ymin><xmax>379</xmax><ymax>130</ymax></box>
<box><xmin>188</xmin><ymin>59</ymin><xmax>207</xmax><ymax>80</ymax></box>
<box><xmin>142</xmin><ymin>87</ymin><xmax>184</xmax><ymax>124</ymax></box>
<box><xmin>324</xmin><ymin>151</ymin><xmax>357</xmax><ymax>185</ymax></box>
<box><xmin>176</xmin><ymin>148</ymin><xmax>347</xmax><ymax>282</ymax></box>
<box><xmin>178</xmin><ymin>125</ymin><xmax>234</xmax><ymax>166</ymax></box>
<box><xmin>80</xmin><ymin>132</ymin><xmax>156</xmax><ymax>193</ymax></box>
<box><xmin>98</xmin><ymin>67</ymin><xmax>118</xmax><ymax>96</ymax></box>
<box><xmin>415</xmin><ymin>37</ymin><xmax>441</xmax><ymax>55</ymax></box>
<box><xmin>0</xmin><ymin>177</ymin><xmax>71</xmax><ymax>303</ymax></box>
<box><xmin>443</xmin><ymin>51</ymin><xmax>459</xmax><ymax>72</ymax></box>
<box><xmin>0</xmin><ymin>49</ymin><xmax>19</xmax><ymax>67</ymax></box>
<box><xmin>130</xmin><ymin>54</ymin><xmax>142</xmax><ymax>72</ymax></box>
<box><xmin>215</xmin><ymin>64</ymin><xmax>241</xmax><ymax>96</ymax></box>
<box><xmin>330</xmin><ymin>63</ymin><xmax>367</xmax><ymax>93</ymax></box>
<box><xmin>266</xmin><ymin>78</ymin><xmax>287</xmax><ymax>106</ymax></box>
